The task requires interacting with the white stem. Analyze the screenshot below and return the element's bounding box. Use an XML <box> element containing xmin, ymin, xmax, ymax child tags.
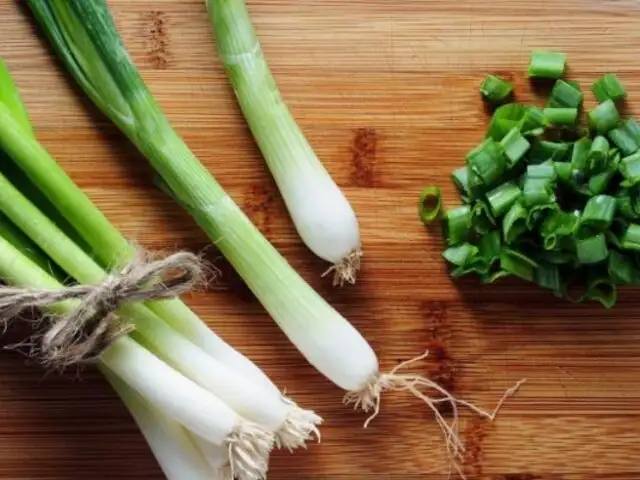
<box><xmin>189</xmin><ymin>433</ymin><xmax>233</xmax><ymax>480</ymax></box>
<box><xmin>102</xmin><ymin>367</ymin><xmax>216</xmax><ymax>480</ymax></box>
<box><xmin>101</xmin><ymin>336</ymin><xmax>247</xmax><ymax>445</ymax></box>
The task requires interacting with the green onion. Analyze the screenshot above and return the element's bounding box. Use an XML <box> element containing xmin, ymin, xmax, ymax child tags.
<box><xmin>478</xmin><ymin>230</ymin><xmax>502</xmax><ymax>268</ymax></box>
<box><xmin>607</xmin><ymin>250</ymin><xmax>638</xmax><ymax>284</ymax></box>
<box><xmin>528</xmin><ymin>51</ymin><xmax>566</xmax><ymax>79</ymax></box>
<box><xmin>418</xmin><ymin>186</ymin><xmax>442</xmax><ymax>225</ymax></box>
<box><xmin>540</xmin><ymin>210</ymin><xmax>578</xmax><ymax>250</ymax></box>
<box><xmin>485</xmin><ymin>103</ymin><xmax>530</xmax><ymax>141</ymax></box>
<box><xmin>444</xmin><ymin>205</ymin><xmax>472</xmax><ymax>245</ymax></box>
<box><xmin>619</xmin><ymin>151</ymin><xmax>640</xmax><ymax>186</ymax></box>
<box><xmin>480</xmin><ymin>74</ymin><xmax>514</xmax><ymax>104</ymax></box>
<box><xmin>499</xmin><ymin>248</ymin><xmax>537</xmax><ymax>282</ymax></box>
<box><xmin>205</xmin><ymin>0</ymin><xmax>362</xmax><ymax>281</ymax></box>
<box><xmin>452</xmin><ymin>166</ymin><xmax>471</xmax><ymax>200</ymax></box>
<box><xmin>523</xmin><ymin>176</ymin><xmax>555</xmax><ymax>207</ymax></box>
<box><xmin>577</xmin><ymin>195</ymin><xmax>616</xmax><ymax>237</ymax></box>
<box><xmin>588</xmin><ymin>136</ymin><xmax>610</xmax><ymax>172</ymax></box>
<box><xmin>503</xmin><ymin>201</ymin><xmax>529</xmax><ymax>243</ymax></box>
<box><xmin>592</xmin><ymin>74</ymin><xmax>626</xmax><ymax>103</ymax></box>
<box><xmin>576</xmin><ymin>234</ymin><xmax>609</xmax><ymax>264</ymax></box>
<box><xmin>466</xmin><ymin>138</ymin><xmax>508</xmax><ymax>189</ymax></box>
<box><xmin>549</xmin><ymin>79</ymin><xmax>583</xmax><ymax>108</ymax></box>
<box><xmin>500</xmin><ymin>127</ymin><xmax>530</xmax><ymax>165</ymax></box>
<box><xmin>31</xmin><ymin>2</ymin><xmax>487</xmax><ymax>443</ymax></box>
<box><xmin>486</xmin><ymin>182</ymin><xmax>522</xmax><ymax>217</ymax></box>
<box><xmin>544</xmin><ymin>107</ymin><xmax>578</xmax><ymax>126</ymax></box>
<box><xmin>529</xmin><ymin>140</ymin><xmax>570</xmax><ymax>164</ymax></box>
<box><xmin>535</xmin><ymin>263</ymin><xmax>562</xmax><ymax>291</ymax></box>
<box><xmin>608</xmin><ymin>126</ymin><xmax>639</xmax><ymax>157</ymax></box>
<box><xmin>588</xmin><ymin>99</ymin><xmax>620</xmax><ymax>134</ymax></box>
<box><xmin>620</xmin><ymin>223</ymin><xmax>640</xmax><ymax>251</ymax></box>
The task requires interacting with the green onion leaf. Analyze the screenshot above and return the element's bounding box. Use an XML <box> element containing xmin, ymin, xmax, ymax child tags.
<box><xmin>466</xmin><ymin>138</ymin><xmax>508</xmax><ymax>190</ymax></box>
<box><xmin>549</xmin><ymin>79</ymin><xmax>583</xmax><ymax>108</ymax></box>
<box><xmin>576</xmin><ymin>233</ymin><xmax>609</xmax><ymax>264</ymax></box>
<box><xmin>544</xmin><ymin>107</ymin><xmax>578</xmax><ymax>126</ymax></box>
<box><xmin>480</xmin><ymin>74</ymin><xmax>514</xmax><ymax>104</ymax></box>
<box><xmin>570</xmin><ymin>137</ymin><xmax>592</xmax><ymax>171</ymax></box>
<box><xmin>518</xmin><ymin>106</ymin><xmax>548</xmax><ymax>136</ymax></box>
<box><xmin>500</xmin><ymin>127</ymin><xmax>530</xmax><ymax>165</ymax></box>
<box><xmin>535</xmin><ymin>263</ymin><xmax>562</xmax><ymax>291</ymax></box>
<box><xmin>608</xmin><ymin>126</ymin><xmax>638</xmax><ymax>157</ymax></box>
<box><xmin>485</xmin><ymin>103</ymin><xmax>530</xmax><ymax>141</ymax></box>
<box><xmin>592</xmin><ymin>73</ymin><xmax>626</xmax><ymax>103</ymax></box>
<box><xmin>588</xmin><ymin>99</ymin><xmax>620</xmax><ymax>134</ymax></box>
<box><xmin>486</xmin><ymin>181</ymin><xmax>522</xmax><ymax>217</ymax></box>
<box><xmin>478</xmin><ymin>230</ymin><xmax>502</xmax><ymax>268</ymax></box>
<box><xmin>588</xmin><ymin>135</ymin><xmax>610</xmax><ymax>172</ymax></box>
<box><xmin>620</xmin><ymin>223</ymin><xmax>640</xmax><ymax>251</ymax></box>
<box><xmin>577</xmin><ymin>195</ymin><xmax>616</xmax><ymax>237</ymax></box>
<box><xmin>444</xmin><ymin>205</ymin><xmax>472</xmax><ymax>245</ymax></box>
<box><xmin>619</xmin><ymin>151</ymin><xmax>640</xmax><ymax>186</ymax></box>
<box><xmin>418</xmin><ymin>186</ymin><xmax>442</xmax><ymax>225</ymax></box>
<box><xmin>451</xmin><ymin>166</ymin><xmax>470</xmax><ymax>201</ymax></box>
<box><xmin>607</xmin><ymin>250</ymin><xmax>638</xmax><ymax>284</ymax></box>
<box><xmin>503</xmin><ymin>201</ymin><xmax>529</xmax><ymax>243</ymax></box>
<box><xmin>528</xmin><ymin>51</ymin><xmax>566</xmax><ymax>79</ymax></box>
<box><xmin>499</xmin><ymin>248</ymin><xmax>538</xmax><ymax>282</ymax></box>
<box><xmin>529</xmin><ymin>140</ymin><xmax>570</xmax><ymax>164</ymax></box>
<box><xmin>541</xmin><ymin>210</ymin><xmax>578</xmax><ymax>250</ymax></box>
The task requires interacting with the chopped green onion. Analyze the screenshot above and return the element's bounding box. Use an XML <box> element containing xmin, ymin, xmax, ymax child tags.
<box><xmin>544</xmin><ymin>107</ymin><xmax>578</xmax><ymax>126</ymax></box>
<box><xmin>607</xmin><ymin>250</ymin><xmax>638</xmax><ymax>284</ymax></box>
<box><xmin>480</xmin><ymin>74</ymin><xmax>514</xmax><ymax>104</ymax></box>
<box><xmin>588</xmin><ymin>136</ymin><xmax>610</xmax><ymax>172</ymax></box>
<box><xmin>620</xmin><ymin>223</ymin><xmax>640</xmax><ymax>251</ymax></box>
<box><xmin>499</xmin><ymin>248</ymin><xmax>538</xmax><ymax>282</ymax></box>
<box><xmin>528</xmin><ymin>51</ymin><xmax>566</xmax><ymax>79</ymax></box>
<box><xmin>418</xmin><ymin>186</ymin><xmax>442</xmax><ymax>225</ymax></box>
<box><xmin>588</xmin><ymin>170</ymin><xmax>615</xmax><ymax>195</ymax></box>
<box><xmin>485</xmin><ymin>103</ymin><xmax>530</xmax><ymax>141</ymax></box>
<box><xmin>529</xmin><ymin>140</ymin><xmax>570</xmax><ymax>164</ymax></box>
<box><xmin>577</xmin><ymin>195</ymin><xmax>616</xmax><ymax>237</ymax></box>
<box><xmin>549</xmin><ymin>79</ymin><xmax>583</xmax><ymax>108</ymax></box>
<box><xmin>500</xmin><ymin>127</ymin><xmax>530</xmax><ymax>165</ymax></box>
<box><xmin>592</xmin><ymin>74</ymin><xmax>626</xmax><ymax>103</ymax></box>
<box><xmin>518</xmin><ymin>106</ymin><xmax>547</xmax><ymax>136</ymax></box>
<box><xmin>444</xmin><ymin>205</ymin><xmax>472</xmax><ymax>245</ymax></box>
<box><xmin>570</xmin><ymin>137</ymin><xmax>592</xmax><ymax>171</ymax></box>
<box><xmin>503</xmin><ymin>201</ymin><xmax>529</xmax><ymax>243</ymax></box>
<box><xmin>535</xmin><ymin>263</ymin><xmax>562</xmax><ymax>291</ymax></box>
<box><xmin>588</xmin><ymin>99</ymin><xmax>620</xmax><ymax>134</ymax></box>
<box><xmin>486</xmin><ymin>182</ymin><xmax>522</xmax><ymax>217</ymax></box>
<box><xmin>478</xmin><ymin>230</ymin><xmax>502</xmax><ymax>268</ymax></box>
<box><xmin>452</xmin><ymin>166</ymin><xmax>470</xmax><ymax>200</ymax></box>
<box><xmin>443</xmin><ymin>243</ymin><xmax>478</xmax><ymax>267</ymax></box>
<box><xmin>523</xmin><ymin>176</ymin><xmax>555</xmax><ymax>207</ymax></box>
<box><xmin>608</xmin><ymin>126</ymin><xmax>638</xmax><ymax>157</ymax></box>
<box><xmin>466</xmin><ymin>138</ymin><xmax>508</xmax><ymax>190</ymax></box>
<box><xmin>619</xmin><ymin>151</ymin><xmax>640</xmax><ymax>186</ymax></box>
<box><xmin>540</xmin><ymin>210</ymin><xmax>578</xmax><ymax>249</ymax></box>
<box><xmin>576</xmin><ymin>234</ymin><xmax>609</xmax><ymax>264</ymax></box>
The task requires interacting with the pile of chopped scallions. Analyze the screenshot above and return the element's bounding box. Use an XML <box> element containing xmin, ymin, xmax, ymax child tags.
<box><xmin>0</xmin><ymin>57</ymin><xmax>322</xmax><ymax>480</ymax></box>
<box><xmin>421</xmin><ymin>50</ymin><xmax>640</xmax><ymax>308</ymax></box>
<box><xmin>26</xmin><ymin>1</ymin><xmax>524</xmax><ymax>478</ymax></box>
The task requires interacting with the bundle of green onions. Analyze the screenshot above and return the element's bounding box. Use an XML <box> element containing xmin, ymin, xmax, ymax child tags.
<box><xmin>205</xmin><ymin>0</ymin><xmax>362</xmax><ymax>286</ymax></box>
<box><xmin>26</xmin><ymin>1</ymin><xmax>522</xmax><ymax>476</ymax></box>
<box><xmin>422</xmin><ymin>51</ymin><xmax>640</xmax><ymax>308</ymax></box>
<box><xmin>0</xmin><ymin>58</ymin><xmax>321</xmax><ymax>480</ymax></box>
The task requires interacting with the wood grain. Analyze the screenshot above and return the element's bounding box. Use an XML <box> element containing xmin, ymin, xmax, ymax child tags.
<box><xmin>1</xmin><ymin>0</ymin><xmax>640</xmax><ymax>478</ymax></box>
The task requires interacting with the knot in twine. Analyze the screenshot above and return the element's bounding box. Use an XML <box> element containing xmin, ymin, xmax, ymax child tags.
<box><xmin>0</xmin><ymin>250</ymin><xmax>204</xmax><ymax>367</ymax></box>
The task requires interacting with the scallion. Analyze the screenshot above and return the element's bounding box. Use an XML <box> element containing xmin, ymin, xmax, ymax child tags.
<box><xmin>480</xmin><ymin>74</ymin><xmax>514</xmax><ymax>104</ymax></box>
<box><xmin>528</xmin><ymin>51</ymin><xmax>566</xmax><ymax>79</ymax></box>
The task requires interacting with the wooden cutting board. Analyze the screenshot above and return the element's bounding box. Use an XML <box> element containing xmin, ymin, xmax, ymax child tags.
<box><xmin>1</xmin><ymin>0</ymin><xmax>640</xmax><ymax>478</ymax></box>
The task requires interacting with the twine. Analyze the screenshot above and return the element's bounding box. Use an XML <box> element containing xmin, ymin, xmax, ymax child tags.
<box><xmin>0</xmin><ymin>250</ymin><xmax>203</xmax><ymax>366</ymax></box>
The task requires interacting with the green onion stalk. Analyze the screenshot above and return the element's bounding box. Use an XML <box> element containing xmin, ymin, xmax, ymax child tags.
<box><xmin>0</xmin><ymin>61</ymin><xmax>303</xmax><ymax>480</ymax></box>
<box><xmin>24</xmin><ymin>2</ymin><xmax>524</xmax><ymax>474</ymax></box>
<box><xmin>206</xmin><ymin>0</ymin><xmax>362</xmax><ymax>286</ymax></box>
<box><xmin>0</xmin><ymin>53</ymin><xmax>322</xmax><ymax>454</ymax></box>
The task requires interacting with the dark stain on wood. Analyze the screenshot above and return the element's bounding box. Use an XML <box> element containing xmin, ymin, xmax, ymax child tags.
<box><xmin>144</xmin><ymin>11</ymin><xmax>170</xmax><ymax>70</ymax></box>
<box><xmin>462</xmin><ymin>418</ymin><xmax>488</xmax><ymax>478</ymax></box>
<box><xmin>243</xmin><ymin>183</ymin><xmax>276</xmax><ymax>237</ymax></box>
<box><xmin>351</xmin><ymin>127</ymin><xmax>378</xmax><ymax>187</ymax></box>
<box><xmin>422</xmin><ymin>301</ymin><xmax>458</xmax><ymax>395</ymax></box>
<box><xmin>495</xmin><ymin>474</ymin><xmax>543</xmax><ymax>480</ymax></box>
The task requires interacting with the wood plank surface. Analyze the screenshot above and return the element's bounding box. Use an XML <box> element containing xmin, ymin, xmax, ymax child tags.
<box><xmin>1</xmin><ymin>0</ymin><xmax>640</xmax><ymax>478</ymax></box>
